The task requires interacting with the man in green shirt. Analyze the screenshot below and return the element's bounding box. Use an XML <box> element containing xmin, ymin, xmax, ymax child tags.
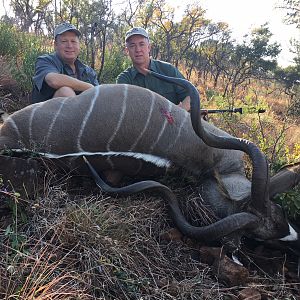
<box><xmin>116</xmin><ymin>27</ymin><xmax>190</xmax><ymax>111</ymax></box>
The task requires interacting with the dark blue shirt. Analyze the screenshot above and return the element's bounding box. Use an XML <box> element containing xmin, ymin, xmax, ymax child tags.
<box><xmin>32</xmin><ymin>52</ymin><xmax>99</xmax><ymax>103</ymax></box>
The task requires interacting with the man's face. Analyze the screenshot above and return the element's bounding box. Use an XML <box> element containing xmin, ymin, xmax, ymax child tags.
<box><xmin>55</xmin><ymin>31</ymin><xmax>80</xmax><ymax>64</ymax></box>
<box><xmin>126</xmin><ymin>35</ymin><xmax>151</xmax><ymax>66</ymax></box>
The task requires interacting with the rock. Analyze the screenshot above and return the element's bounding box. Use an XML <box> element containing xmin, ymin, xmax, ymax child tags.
<box><xmin>200</xmin><ymin>246</ymin><xmax>249</xmax><ymax>286</ymax></box>
<box><xmin>238</xmin><ymin>287</ymin><xmax>261</xmax><ymax>299</ymax></box>
<box><xmin>160</xmin><ymin>228</ymin><xmax>183</xmax><ymax>242</ymax></box>
<box><xmin>0</xmin><ymin>154</ymin><xmax>44</xmax><ymax>196</ymax></box>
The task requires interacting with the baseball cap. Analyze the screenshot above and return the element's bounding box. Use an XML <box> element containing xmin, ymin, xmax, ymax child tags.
<box><xmin>54</xmin><ymin>22</ymin><xmax>81</xmax><ymax>38</ymax></box>
<box><xmin>125</xmin><ymin>27</ymin><xmax>149</xmax><ymax>42</ymax></box>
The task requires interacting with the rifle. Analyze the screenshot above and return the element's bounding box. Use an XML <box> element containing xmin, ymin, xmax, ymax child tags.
<box><xmin>200</xmin><ymin>107</ymin><xmax>266</xmax><ymax>118</ymax></box>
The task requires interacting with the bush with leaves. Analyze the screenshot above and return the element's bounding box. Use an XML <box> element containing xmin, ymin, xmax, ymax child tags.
<box><xmin>0</xmin><ymin>21</ymin><xmax>51</xmax><ymax>94</ymax></box>
<box><xmin>0</xmin><ymin>22</ymin><xmax>21</xmax><ymax>57</ymax></box>
<box><xmin>99</xmin><ymin>45</ymin><xmax>131</xmax><ymax>84</ymax></box>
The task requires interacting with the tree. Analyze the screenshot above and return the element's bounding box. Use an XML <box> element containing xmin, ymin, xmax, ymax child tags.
<box><xmin>219</xmin><ymin>24</ymin><xmax>280</xmax><ymax>98</ymax></box>
<box><xmin>274</xmin><ymin>0</ymin><xmax>300</xmax><ymax>116</ymax></box>
<box><xmin>10</xmin><ymin>0</ymin><xmax>52</xmax><ymax>33</ymax></box>
<box><xmin>279</xmin><ymin>0</ymin><xmax>300</xmax><ymax>27</ymax></box>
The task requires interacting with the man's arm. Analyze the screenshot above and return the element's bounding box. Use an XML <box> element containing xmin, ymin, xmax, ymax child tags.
<box><xmin>45</xmin><ymin>73</ymin><xmax>94</xmax><ymax>92</ymax></box>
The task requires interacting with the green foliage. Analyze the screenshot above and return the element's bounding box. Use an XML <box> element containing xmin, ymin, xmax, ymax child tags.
<box><xmin>100</xmin><ymin>47</ymin><xmax>131</xmax><ymax>84</ymax></box>
<box><xmin>11</xmin><ymin>46</ymin><xmax>47</xmax><ymax>92</ymax></box>
<box><xmin>10</xmin><ymin>0</ymin><xmax>53</xmax><ymax>32</ymax></box>
<box><xmin>205</xmin><ymin>88</ymin><xmax>220</xmax><ymax>101</ymax></box>
<box><xmin>275</xmin><ymin>186</ymin><xmax>300</xmax><ymax>220</ymax></box>
<box><xmin>0</xmin><ymin>177</ymin><xmax>28</xmax><ymax>252</ymax></box>
<box><xmin>213</xmin><ymin>93</ymin><xmax>267</xmax><ymax>114</ymax></box>
<box><xmin>281</xmin><ymin>0</ymin><xmax>300</xmax><ymax>27</ymax></box>
<box><xmin>0</xmin><ymin>21</ymin><xmax>50</xmax><ymax>93</ymax></box>
<box><xmin>0</xmin><ymin>23</ymin><xmax>19</xmax><ymax>57</ymax></box>
<box><xmin>271</xmin><ymin>143</ymin><xmax>300</xmax><ymax>174</ymax></box>
<box><xmin>274</xmin><ymin>65</ymin><xmax>300</xmax><ymax>117</ymax></box>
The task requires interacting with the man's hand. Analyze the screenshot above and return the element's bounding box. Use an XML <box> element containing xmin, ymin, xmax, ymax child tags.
<box><xmin>179</xmin><ymin>96</ymin><xmax>191</xmax><ymax>112</ymax></box>
<box><xmin>135</xmin><ymin>66</ymin><xmax>149</xmax><ymax>76</ymax></box>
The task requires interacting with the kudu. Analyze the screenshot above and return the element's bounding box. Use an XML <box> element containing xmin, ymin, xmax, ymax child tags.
<box><xmin>0</xmin><ymin>72</ymin><xmax>299</xmax><ymax>247</ymax></box>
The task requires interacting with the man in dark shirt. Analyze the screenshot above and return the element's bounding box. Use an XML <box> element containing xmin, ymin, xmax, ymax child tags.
<box><xmin>32</xmin><ymin>22</ymin><xmax>99</xmax><ymax>103</ymax></box>
<box><xmin>116</xmin><ymin>27</ymin><xmax>190</xmax><ymax>111</ymax></box>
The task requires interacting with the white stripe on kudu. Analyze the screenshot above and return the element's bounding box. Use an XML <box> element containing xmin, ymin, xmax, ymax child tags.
<box><xmin>7</xmin><ymin>117</ymin><xmax>21</xmax><ymax>141</ymax></box>
<box><xmin>107</xmin><ymin>84</ymin><xmax>128</xmax><ymax>152</ymax></box>
<box><xmin>106</xmin><ymin>155</ymin><xmax>114</xmax><ymax>170</ymax></box>
<box><xmin>149</xmin><ymin>99</ymin><xmax>173</xmax><ymax>153</ymax></box>
<box><xmin>130</xmin><ymin>89</ymin><xmax>155</xmax><ymax>151</ymax></box>
<box><xmin>37</xmin><ymin>150</ymin><xmax>172</xmax><ymax>168</ymax></box>
<box><xmin>45</xmin><ymin>100</ymin><xmax>66</xmax><ymax>145</ymax></box>
<box><xmin>165</xmin><ymin>110</ymin><xmax>189</xmax><ymax>153</ymax></box>
<box><xmin>29</xmin><ymin>103</ymin><xmax>43</xmax><ymax>141</ymax></box>
<box><xmin>77</xmin><ymin>86</ymin><xmax>100</xmax><ymax>151</ymax></box>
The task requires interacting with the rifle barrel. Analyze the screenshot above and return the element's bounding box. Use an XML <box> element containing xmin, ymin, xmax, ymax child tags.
<box><xmin>200</xmin><ymin>107</ymin><xmax>266</xmax><ymax>115</ymax></box>
<box><xmin>200</xmin><ymin>107</ymin><xmax>243</xmax><ymax>114</ymax></box>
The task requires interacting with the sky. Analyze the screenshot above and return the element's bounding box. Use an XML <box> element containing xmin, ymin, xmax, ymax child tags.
<box><xmin>0</xmin><ymin>0</ymin><xmax>299</xmax><ymax>67</ymax></box>
<box><xmin>171</xmin><ymin>0</ymin><xmax>299</xmax><ymax>67</ymax></box>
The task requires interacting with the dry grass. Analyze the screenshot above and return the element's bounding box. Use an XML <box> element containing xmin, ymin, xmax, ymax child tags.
<box><xmin>196</xmin><ymin>74</ymin><xmax>300</xmax><ymax>157</ymax></box>
<box><xmin>0</xmin><ymin>171</ymin><xmax>299</xmax><ymax>300</ymax></box>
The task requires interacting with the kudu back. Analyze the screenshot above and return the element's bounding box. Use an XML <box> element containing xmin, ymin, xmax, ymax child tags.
<box><xmin>0</xmin><ymin>80</ymin><xmax>299</xmax><ymax>246</ymax></box>
<box><xmin>0</xmin><ymin>84</ymin><xmax>245</xmax><ymax>181</ymax></box>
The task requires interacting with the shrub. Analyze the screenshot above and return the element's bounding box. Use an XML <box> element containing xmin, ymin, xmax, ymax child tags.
<box><xmin>0</xmin><ymin>22</ymin><xmax>51</xmax><ymax>94</ymax></box>
<box><xmin>100</xmin><ymin>46</ymin><xmax>131</xmax><ymax>84</ymax></box>
<box><xmin>0</xmin><ymin>22</ymin><xmax>19</xmax><ymax>57</ymax></box>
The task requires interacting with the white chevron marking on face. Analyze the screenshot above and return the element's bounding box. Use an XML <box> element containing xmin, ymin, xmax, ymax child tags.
<box><xmin>280</xmin><ymin>224</ymin><xmax>298</xmax><ymax>241</ymax></box>
<box><xmin>77</xmin><ymin>86</ymin><xmax>100</xmax><ymax>151</ymax></box>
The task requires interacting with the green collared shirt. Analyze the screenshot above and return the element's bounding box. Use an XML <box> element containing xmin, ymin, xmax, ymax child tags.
<box><xmin>116</xmin><ymin>59</ymin><xmax>189</xmax><ymax>105</ymax></box>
